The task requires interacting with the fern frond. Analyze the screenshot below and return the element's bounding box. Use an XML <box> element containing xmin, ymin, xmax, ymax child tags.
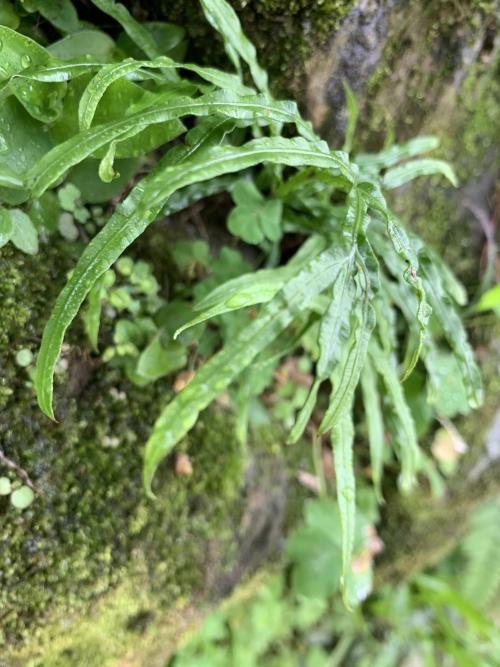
<box><xmin>462</xmin><ymin>498</ymin><xmax>500</xmax><ymax>608</ymax></box>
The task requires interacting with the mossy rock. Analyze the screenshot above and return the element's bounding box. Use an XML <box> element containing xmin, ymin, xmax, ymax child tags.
<box><xmin>0</xmin><ymin>240</ymin><xmax>308</xmax><ymax>664</ymax></box>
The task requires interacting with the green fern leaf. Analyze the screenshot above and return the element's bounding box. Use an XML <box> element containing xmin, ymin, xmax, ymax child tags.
<box><xmin>356</xmin><ymin>136</ymin><xmax>440</xmax><ymax>171</ymax></box>
<box><xmin>144</xmin><ymin>239</ymin><xmax>355</xmax><ymax>495</ymax></box>
<box><xmin>200</xmin><ymin>0</ymin><xmax>268</xmax><ymax>93</ymax></box>
<box><xmin>331</xmin><ymin>411</ymin><xmax>356</xmax><ymax>607</ymax></box>
<box><xmin>369</xmin><ymin>340</ymin><xmax>420</xmax><ymax>492</ymax></box>
<box><xmin>383</xmin><ymin>158</ymin><xmax>458</xmax><ymax>189</ymax></box>
<box><xmin>360</xmin><ymin>359</ymin><xmax>385</xmax><ymax>502</ymax></box>
<box><xmin>90</xmin><ymin>0</ymin><xmax>162</xmax><ymax>61</ymax></box>
<box><xmin>27</xmin><ymin>92</ymin><xmax>331</xmax><ymax>197</ymax></box>
<box><xmin>419</xmin><ymin>251</ymin><xmax>483</xmax><ymax>408</ymax></box>
<box><xmin>462</xmin><ymin>498</ymin><xmax>500</xmax><ymax>608</ymax></box>
<box><xmin>34</xmin><ymin>137</ymin><xmax>356</xmax><ymax>419</ymax></box>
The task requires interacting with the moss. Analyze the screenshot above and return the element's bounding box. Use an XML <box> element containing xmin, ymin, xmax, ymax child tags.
<box><xmin>388</xmin><ymin>50</ymin><xmax>500</xmax><ymax>282</ymax></box>
<box><xmin>1</xmin><ymin>372</ymin><xmax>243</xmax><ymax>650</ymax></box>
<box><xmin>0</xmin><ymin>232</ymin><xmax>311</xmax><ymax>663</ymax></box>
<box><xmin>0</xmin><ymin>239</ymin><xmax>245</xmax><ymax>652</ymax></box>
<box><xmin>8</xmin><ymin>580</ymin><xmax>207</xmax><ymax>667</ymax></box>
<box><xmin>357</xmin><ymin>0</ymin><xmax>497</xmax><ymax>147</ymax></box>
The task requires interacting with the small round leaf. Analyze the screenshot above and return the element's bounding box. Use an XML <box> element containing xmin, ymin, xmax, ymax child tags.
<box><xmin>0</xmin><ymin>477</ymin><xmax>12</xmax><ymax>495</ymax></box>
<box><xmin>15</xmin><ymin>348</ymin><xmax>34</xmax><ymax>367</ymax></box>
<box><xmin>0</xmin><ymin>208</ymin><xmax>14</xmax><ymax>248</ymax></box>
<box><xmin>10</xmin><ymin>485</ymin><xmax>35</xmax><ymax>510</ymax></box>
<box><xmin>10</xmin><ymin>209</ymin><xmax>39</xmax><ymax>255</ymax></box>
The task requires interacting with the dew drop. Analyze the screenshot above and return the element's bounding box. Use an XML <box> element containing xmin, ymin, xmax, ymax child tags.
<box><xmin>0</xmin><ymin>135</ymin><xmax>8</xmax><ymax>154</ymax></box>
<box><xmin>21</xmin><ymin>54</ymin><xmax>32</xmax><ymax>69</ymax></box>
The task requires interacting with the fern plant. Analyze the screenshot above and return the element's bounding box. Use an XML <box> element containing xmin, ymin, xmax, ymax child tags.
<box><xmin>0</xmin><ymin>0</ymin><xmax>483</xmax><ymax>600</ymax></box>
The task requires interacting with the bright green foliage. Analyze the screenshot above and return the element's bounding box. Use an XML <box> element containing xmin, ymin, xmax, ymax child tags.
<box><xmin>286</xmin><ymin>500</ymin><xmax>342</xmax><ymax>598</ymax></box>
<box><xmin>82</xmin><ymin>258</ymin><xmax>188</xmax><ymax>386</ymax></box>
<box><xmin>356</xmin><ymin>136</ymin><xmax>441</xmax><ymax>172</ymax></box>
<box><xmin>33</xmin><ymin>0</ymin><xmax>79</xmax><ymax>34</ymax></box>
<box><xmin>58</xmin><ymin>182</ymin><xmax>80</xmax><ymax>211</ymax></box>
<box><xmin>369</xmin><ymin>340</ymin><xmax>420</xmax><ymax>492</ymax></box>
<box><xmin>474</xmin><ymin>283</ymin><xmax>500</xmax><ymax>313</ymax></box>
<box><xmin>382</xmin><ymin>158</ymin><xmax>458</xmax><ymax>189</ymax></box>
<box><xmin>171</xmin><ymin>576</ymin><xmax>329</xmax><ymax>667</ymax></box>
<box><xmin>286</xmin><ymin>498</ymin><xmax>372</xmax><ymax>605</ymax></box>
<box><xmin>0</xmin><ymin>0</ymin><xmax>483</xmax><ymax>603</ymax></box>
<box><xmin>0</xmin><ymin>0</ymin><xmax>19</xmax><ymax>29</ymax></box>
<box><xmin>170</xmin><ymin>499</ymin><xmax>373</xmax><ymax>666</ymax></box>
<box><xmin>90</xmin><ymin>0</ymin><xmax>161</xmax><ymax>60</ymax></box>
<box><xmin>332</xmin><ymin>413</ymin><xmax>356</xmax><ymax>605</ymax></box>
<box><xmin>199</xmin><ymin>0</ymin><xmax>269</xmax><ymax>93</ymax></box>
<box><xmin>0</xmin><ymin>207</ymin><xmax>38</xmax><ymax>254</ymax></box>
<box><xmin>360</xmin><ymin>360</ymin><xmax>384</xmax><ymax>501</ymax></box>
<box><xmin>227</xmin><ymin>179</ymin><xmax>283</xmax><ymax>244</ymax></box>
<box><xmin>461</xmin><ymin>498</ymin><xmax>500</xmax><ymax>609</ymax></box>
<box><xmin>0</xmin><ymin>207</ymin><xmax>13</xmax><ymax>245</ymax></box>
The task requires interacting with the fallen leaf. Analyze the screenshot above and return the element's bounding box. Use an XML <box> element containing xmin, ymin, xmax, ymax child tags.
<box><xmin>175</xmin><ymin>454</ymin><xmax>193</xmax><ymax>476</ymax></box>
<box><xmin>431</xmin><ymin>421</ymin><xmax>468</xmax><ymax>463</ymax></box>
<box><xmin>173</xmin><ymin>370</ymin><xmax>195</xmax><ymax>393</ymax></box>
<box><xmin>297</xmin><ymin>470</ymin><xmax>321</xmax><ymax>494</ymax></box>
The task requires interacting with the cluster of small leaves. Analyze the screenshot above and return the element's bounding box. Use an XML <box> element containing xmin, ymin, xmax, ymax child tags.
<box><xmin>228</xmin><ymin>178</ymin><xmax>283</xmax><ymax>244</ymax></box>
<box><xmin>56</xmin><ymin>182</ymin><xmax>91</xmax><ymax>240</ymax></box>
<box><xmin>0</xmin><ymin>176</ymin><xmax>109</xmax><ymax>251</ymax></box>
<box><xmin>82</xmin><ymin>240</ymin><xmax>264</xmax><ymax>387</ymax></box>
<box><xmin>0</xmin><ymin>0</ymin><xmax>483</xmax><ymax>601</ymax></box>
<box><xmin>81</xmin><ymin>256</ymin><xmax>189</xmax><ymax>385</ymax></box>
<box><xmin>0</xmin><ymin>475</ymin><xmax>34</xmax><ymax>510</ymax></box>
